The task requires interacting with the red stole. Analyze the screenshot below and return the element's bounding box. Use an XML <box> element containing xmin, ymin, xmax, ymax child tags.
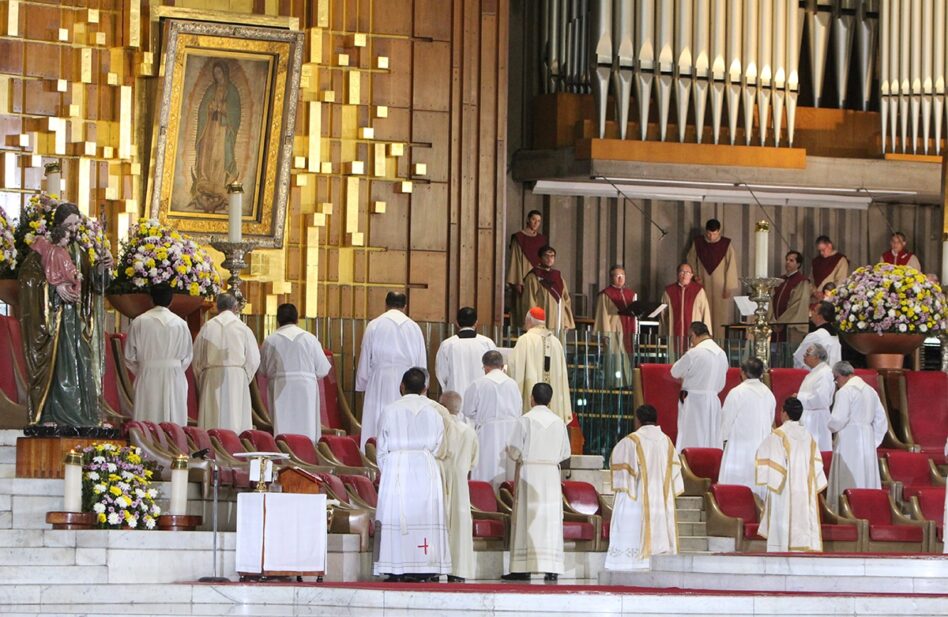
<box><xmin>811</xmin><ymin>253</ymin><xmax>845</xmax><ymax>286</ymax></box>
<box><xmin>882</xmin><ymin>250</ymin><xmax>914</xmax><ymax>266</ymax></box>
<box><xmin>531</xmin><ymin>267</ymin><xmax>565</xmax><ymax>301</ymax></box>
<box><xmin>664</xmin><ymin>282</ymin><xmax>703</xmax><ymax>339</ymax></box>
<box><xmin>773</xmin><ymin>271</ymin><xmax>806</xmax><ymax>318</ymax></box>
<box><xmin>693</xmin><ymin>236</ymin><xmax>731</xmax><ymax>275</ymax></box>
<box><xmin>601</xmin><ymin>286</ymin><xmax>636</xmax><ymax>352</ymax></box>
<box><xmin>512</xmin><ymin>231</ymin><xmax>548</xmax><ymax>268</ymax></box>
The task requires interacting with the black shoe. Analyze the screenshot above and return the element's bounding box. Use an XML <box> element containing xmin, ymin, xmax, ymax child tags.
<box><xmin>384</xmin><ymin>574</ymin><xmax>406</xmax><ymax>583</ymax></box>
<box><xmin>447</xmin><ymin>575</ymin><xmax>465</xmax><ymax>583</ymax></box>
<box><xmin>544</xmin><ymin>573</ymin><xmax>558</xmax><ymax>582</ymax></box>
<box><xmin>501</xmin><ymin>572</ymin><xmax>530</xmax><ymax>581</ymax></box>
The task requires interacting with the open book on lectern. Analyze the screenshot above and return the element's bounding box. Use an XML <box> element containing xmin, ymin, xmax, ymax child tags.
<box><xmin>621</xmin><ymin>300</ymin><xmax>667</xmax><ymax>319</ymax></box>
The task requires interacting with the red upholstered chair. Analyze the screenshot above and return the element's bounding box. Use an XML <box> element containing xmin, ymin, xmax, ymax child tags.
<box><xmin>0</xmin><ymin>316</ymin><xmax>27</xmax><ymax>428</ymax></box>
<box><xmin>319</xmin><ymin>351</ymin><xmax>361</xmax><ymax>437</ymax></box>
<box><xmin>705</xmin><ymin>484</ymin><xmax>765</xmax><ymax>552</ymax></box>
<box><xmin>840</xmin><ymin>488</ymin><xmax>931</xmax><ymax>552</ymax></box>
<box><xmin>562</xmin><ymin>480</ymin><xmax>611</xmax><ymax>551</ymax></box>
<box><xmin>274</xmin><ymin>433</ymin><xmax>355</xmax><ymax>476</ymax></box>
<box><xmin>102</xmin><ymin>332</ymin><xmax>132</xmax><ymax>419</ymax></box>
<box><xmin>340</xmin><ymin>474</ymin><xmax>379</xmax><ymax>509</ymax></box>
<box><xmin>852</xmin><ymin>369</ymin><xmax>912</xmax><ymax>453</ymax></box>
<box><xmin>108</xmin><ymin>332</ymin><xmax>135</xmax><ymax>405</ymax></box>
<box><xmin>160</xmin><ymin>422</ymin><xmax>193</xmax><ymax>456</ymax></box>
<box><xmin>239</xmin><ymin>429</ymin><xmax>281</xmax><ymax>453</ymax></box>
<box><xmin>248</xmin><ymin>374</ymin><xmax>273</xmax><ymax>431</ymax></box>
<box><xmin>126</xmin><ymin>421</ymin><xmax>175</xmax><ymax>481</ymax></box>
<box><xmin>880</xmin><ymin>451</ymin><xmax>946</xmax><ymax>503</ymax></box>
<box><xmin>718</xmin><ymin>367</ymin><xmax>743</xmax><ymax>404</ymax></box>
<box><xmin>633</xmin><ymin>364</ymin><xmax>681</xmax><ymax>444</ymax></box>
<box><xmin>498</xmin><ymin>480</ymin><xmax>516</xmax><ymax>510</ymax></box>
<box><xmin>820</xmin><ymin>451</ymin><xmax>833</xmax><ymax>484</ymax></box>
<box><xmin>1</xmin><ymin>316</ymin><xmax>28</xmax><ymax>399</ymax></box>
<box><xmin>208</xmin><ymin>428</ymin><xmax>254</xmax><ymax>467</ymax></box>
<box><xmin>898</xmin><ymin>371</ymin><xmax>948</xmax><ymax>465</ymax></box>
<box><xmin>766</xmin><ymin>369</ymin><xmax>808</xmax><ymax>426</ymax></box>
<box><xmin>181</xmin><ymin>426</ymin><xmax>240</xmax><ymax>487</ymax></box>
<box><xmin>468</xmin><ymin>480</ymin><xmax>510</xmax><ymax>549</ymax></box>
<box><xmin>364</xmin><ymin>437</ymin><xmax>378</xmax><ymax>465</ymax></box>
<box><xmin>318</xmin><ymin>435</ymin><xmax>378</xmax><ymax>477</ymax></box>
<box><xmin>909</xmin><ymin>487</ymin><xmax>946</xmax><ymax>552</ymax></box>
<box><xmin>818</xmin><ymin>494</ymin><xmax>865</xmax><ymax>552</ymax></box>
<box><xmin>680</xmin><ymin>448</ymin><xmax>724</xmax><ymax>496</ymax></box>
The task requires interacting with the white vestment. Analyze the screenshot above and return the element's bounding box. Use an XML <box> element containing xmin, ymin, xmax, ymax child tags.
<box><xmin>508</xmin><ymin>405</ymin><xmax>570</xmax><ymax>574</ymax></box>
<box><xmin>606</xmin><ymin>424</ymin><xmax>684</xmax><ymax>571</ymax></box>
<box><xmin>793</xmin><ymin>328</ymin><xmax>842</xmax><ymax>370</ymax></box>
<box><xmin>124</xmin><ymin>306</ymin><xmax>193</xmax><ymax>426</ymax></box>
<box><xmin>434</xmin><ymin>407</ymin><xmax>479</xmax><ymax>579</ymax></box>
<box><xmin>796</xmin><ymin>362</ymin><xmax>836</xmax><ymax>451</ymax></box>
<box><xmin>826</xmin><ymin>377</ymin><xmax>888</xmax><ymax>511</ymax></box>
<box><xmin>435</xmin><ymin>330</ymin><xmax>496</xmax><ymax>402</ymax></box>
<box><xmin>719</xmin><ymin>379</ymin><xmax>776</xmax><ymax>500</ymax></box>
<box><xmin>670</xmin><ymin>338</ymin><xmax>728</xmax><ymax>450</ymax></box>
<box><xmin>192</xmin><ymin>311</ymin><xmax>260</xmax><ymax>433</ymax></box>
<box><xmin>756</xmin><ymin>421</ymin><xmax>827</xmax><ymax>552</ymax></box>
<box><xmin>355</xmin><ymin>310</ymin><xmax>427</xmax><ymax>448</ymax></box>
<box><xmin>373</xmin><ymin>394</ymin><xmax>451</xmax><ymax>576</ymax></box>
<box><xmin>508</xmin><ymin>326</ymin><xmax>573</xmax><ymax>424</ymax></box>
<box><xmin>259</xmin><ymin>324</ymin><xmax>331</xmax><ymax>442</ymax></box>
<box><xmin>462</xmin><ymin>369</ymin><xmax>523</xmax><ymax>488</ymax></box>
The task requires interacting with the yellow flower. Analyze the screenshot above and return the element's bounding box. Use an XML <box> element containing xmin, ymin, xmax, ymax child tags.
<box><xmin>175</xmin><ymin>265</ymin><xmax>188</xmax><ymax>275</ymax></box>
<box><xmin>188</xmin><ymin>282</ymin><xmax>200</xmax><ymax>296</ymax></box>
<box><xmin>144</xmin><ymin>469</ymin><xmax>153</xmax><ymax>479</ymax></box>
<box><xmin>127</xmin><ymin>453</ymin><xmax>141</xmax><ymax>464</ymax></box>
<box><xmin>145</xmin><ymin>258</ymin><xmax>155</xmax><ymax>269</ymax></box>
<box><xmin>108</xmin><ymin>473</ymin><xmax>120</xmax><ymax>482</ymax></box>
<box><xmin>97</xmin><ymin>513</ymin><xmax>106</xmax><ymax>523</ymax></box>
<box><xmin>125</xmin><ymin>266</ymin><xmax>135</xmax><ymax>277</ymax></box>
<box><xmin>109</xmin><ymin>486</ymin><xmax>122</xmax><ymax>496</ymax></box>
<box><xmin>29</xmin><ymin>220</ymin><xmax>39</xmax><ymax>230</ymax></box>
<box><xmin>155</xmin><ymin>248</ymin><xmax>168</xmax><ymax>260</ymax></box>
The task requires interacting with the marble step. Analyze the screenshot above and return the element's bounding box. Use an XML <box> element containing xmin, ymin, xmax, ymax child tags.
<box><xmin>676</xmin><ymin>521</ymin><xmax>706</xmax><ymax>536</ymax></box>
<box><xmin>675</xmin><ymin>496</ymin><xmax>703</xmax><ymax>509</ymax></box>
<box><xmin>675</xmin><ymin>508</ymin><xmax>703</xmax><ymax>522</ymax></box>
<box><xmin>678</xmin><ymin>536</ymin><xmax>709</xmax><ymax>553</ymax></box>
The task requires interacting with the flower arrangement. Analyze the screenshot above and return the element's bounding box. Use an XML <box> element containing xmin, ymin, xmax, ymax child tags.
<box><xmin>81</xmin><ymin>443</ymin><xmax>161</xmax><ymax>530</ymax></box>
<box><xmin>12</xmin><ymin>193</ymin><xmax>112</xmax><ymax>275</ymax></box>
<box><xmin>0</xmin><ymin>206</ymin><xmax>16</xmax><ymax>277</ymax></box>
<box><xmin>829</xmin><ymin>263</ymin><xmax>947</xmax><ymax>335</ymax></box>
<box><xmin>109</xmin><ymin>218</ymin><xmax>222</xmax><ymax>299</ymax></box>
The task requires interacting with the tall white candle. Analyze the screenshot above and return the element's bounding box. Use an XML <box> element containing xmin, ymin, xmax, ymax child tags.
<box><xmin>44</xmin><ymin>162</ymin><xmax>62</xmax><ymax>197</ymax></box>
<box><xmin>227</xmin><ymin>183</ymin><xmax>243</xmax><ymax>243</ymax></box>
<box><xmin>63</xmin><ymin>451</ymin><xmax>82</xmax><ymax>513</ymax></box>
<box><xmin>755</xmin><ymin>220</ymin><xmax>770</xmax><ymax>278</ymax></box>
<box><xmin>169</xmin><ymin>456</ymin><xmax>189</xmax><ymax>516</ymax></box>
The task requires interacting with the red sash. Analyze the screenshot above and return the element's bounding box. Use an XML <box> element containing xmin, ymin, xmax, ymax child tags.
<box><xmin>811</xmin><ymin>253</ymin><xmax>845</xmax><ymax>287</ymax></box>
<box><xmin>693</xmin><ymin>236</ymin><xmax>730</xmax><ymax>275</ymax></box>
<box><xmin>882</xmin><ymin>250</ymin><xmax>914</xmax><ymax>266</ymax></box>
<box><xmin>665</xmin><ymin>282</ymin><xmax>703</xmax><ymax>340</ymax></box>
<box><xmin>531</xmin><ymin>267</ymin><xmax>565</xmax><ymax>301</ymax></box>
<box><xmin>512</xmin><ymin>231</ymin><xmax>548</xmax><ymax>268</ymax></box>
<box><xmin>773</xmin><ymin>271</ymin><xmax>806</xmax><ymax>318</ymax></box>
<box><xmin>601</xmin><ymin>286</ymin><xmax>636</xmax><ymax>352</ymax></box>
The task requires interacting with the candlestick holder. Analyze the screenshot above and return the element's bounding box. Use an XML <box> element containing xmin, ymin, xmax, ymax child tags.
<box><xmin>740</xmin><ymin>276</ymin><xmax>784</xmax><ymax>368</ymax></box>
<box><xmin>210</xmin><ymin>240</ymin><xmax>258</xmax><ymax>307</ymax></box>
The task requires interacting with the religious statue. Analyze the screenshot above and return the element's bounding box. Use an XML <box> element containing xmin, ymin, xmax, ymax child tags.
<box><xmin>18</xmin><ymin>202</ymin><xmax>112</xmax><ymax>427</ymax></box>
<box><xmin>190</xmin><ymin>61</ymin><xmax>241</xmax><ymax>214</ymax></box>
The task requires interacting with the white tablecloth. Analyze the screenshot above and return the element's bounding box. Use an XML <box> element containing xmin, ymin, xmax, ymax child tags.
<box><xmin>235</xmin><ymin>493</ymin><xmax>327</xmax><ymax>574</ymax></box>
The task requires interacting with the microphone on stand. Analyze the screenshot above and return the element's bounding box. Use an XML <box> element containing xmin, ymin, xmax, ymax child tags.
<box><xmin>191</xmin><ymin>448</ymin><xmax>210</xmax><ymax>460</ymax></box>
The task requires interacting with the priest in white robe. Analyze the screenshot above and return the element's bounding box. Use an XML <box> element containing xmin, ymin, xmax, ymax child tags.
<box><xmin>503</xmin><ymin>383</ymin><xmax>571</xmax><ymax>581</ymax></box>
<box><xmin>826</xmin><ymin>362</ymin><xmax>888</xmax><ymax>512</ymax></box>
<box><xmin>435</xmin><ymin>306</ymin><xmax>496</xmax><ymax>404</ymax></box>
<box><xmin>462</xmin><ymin>350</ymin><xmax>523</xmax><ymax>488</ymax></box>
<box><xmin>355</xmin><ymin>292</ymin><xmax>427</xmax><ymax>449</ymax></box>
<box><xmin>793</xmin><ymin>302</ymin><xmax>842</xmax><ymax>370</ymax></box>
<box><xmin>123</xmin><ymin>285</ymin><xmax>193</xmax><ymax>426</ymax></box>
<box><xmin>670</xmin><ymin>321</ymin><xmax>728</xmax><ymax>450</ymax></box>
<box><xmin>508</xmin><ymin>306</ymin><xmax>573</xmax><ymax>424</ymax></box>
<box><xmin>434</xmin><ymin>391</ymin><xmax>479</xmax><ymax>582</ymax></box>
<box><xmin>259</xmin><ymin>303</ymin><xmax>331</xmax><ymax>442</ymax></box>
<box><xmin>192</xmin><ymin>293</ymin><xmax>260</xmax><ymax>433</ymax></box>
<box><xmin>606</xmin><ymin>404</ymin><xmax>684</xmax><ymax>571</ymax></box>
<box><xmin>756</xmin><ymin>397</ymin><xmax>827</xmax><ymax>552</ymax></box>
<box><xmin>373</xmin><ymin>368</ymin><xmax>451</xmax><ymax>581</ymax></box>
<box><xmin>793</xmin><ymin>343</ymin><xmax>836</xmax><ymax>451</ymax></box>
<box><xmin>718</xmin><ymin>358</ymin><xmax>775</xmax><ymax>500</ymax></box>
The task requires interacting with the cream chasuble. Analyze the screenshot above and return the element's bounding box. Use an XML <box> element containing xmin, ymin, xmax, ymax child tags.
<box><xmin>434</xmin><ymin>405</ymin><xmax>479</xmax><ymax>580</ymax></box>
<box><xmin>593</xmin><ymin>292</ymin><xmax>635</xmax><ymax>388</ymax></box>
<box><xmin>687</xmin><ymin>238</ymin><xmax>739</xmax><ymax>338</ymax></box>
<box><xmin>522</xmin><ymin>270</ymin><xmax>575</xmax><ymax>331</ymax></box>
<box><xmin>508</xmin><ymin>326</ymin><xmax>573</xmax><ymax>424</ymax></box>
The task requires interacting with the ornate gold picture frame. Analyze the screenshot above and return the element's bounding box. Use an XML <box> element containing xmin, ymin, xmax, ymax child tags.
<box><xmin>148</xmin><ymin>19</ymin><xmax>303</xmax><ymax>248</ymax></box>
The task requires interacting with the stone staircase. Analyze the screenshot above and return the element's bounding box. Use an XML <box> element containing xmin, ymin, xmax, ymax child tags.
<box><xmin>676</xmin><ymin>494</ymin><xmax>711</xmax><ymax>553</ymax></box>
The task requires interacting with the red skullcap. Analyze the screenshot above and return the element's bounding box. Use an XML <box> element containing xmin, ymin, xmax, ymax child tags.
<box><xmin>529</xmin><ymin>306</ymin><xmax>545</xmax><ymax>321</ymax></box>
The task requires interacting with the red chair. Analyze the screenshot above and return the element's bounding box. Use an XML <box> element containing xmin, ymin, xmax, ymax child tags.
<box><xmin>853</xmin><ymin>369</ymin><xmax>912</xmax><ymax>453</ymax></box>
<box><xmin>248</xmin><ymin>374</ymin><xmax>273</xmax><ymax>431</ymax></box>
<box><xmin>319</xmin><ymin>351</ymin><xmax>361</xmax><ymax>437</ymax></box>
<box><xmin>705</xmin><ymin>484</ymin><xmax>765</xmax><ymax>552</ymax></box>
<box><xmin>240</xmin><ymin>429</ymin><xmax>282</xmax><ymax>453</ymax></box>
<box><xmin>279</xmin><ymin>465</ymin><xmax>375</xmax><ymax>551</ymax></box>
<box><xmin>766</xmin><ymin>368</ymin><xmax>808</xmax><ymax>426</ymax></box>
<box><xmin>562</xmin><ymin>480</ymin><xmax>611</xmax><ymax>551</ymax></box>
<box><xmin>275</xmin><ymin>433</ymin><xmax>364</xmax><ymax>477</ymax></box>
<box><xmin>340</xmin><ymin>474</ymin><xmax>379</xmax><ymax>508</ymax></box>
<box><xmin>718</xmin><ymin>367</ymin><xmax>743</xmax><ymax>404</ymax></box>
<box><xmin>680</xmin><ymin>447</ymin><xmax>723</xmax><ymax>496</ymax></box>
<box><xmin>185</xmin><ymin>367</ymin><xmax>199</xmax><ymax>424</ymax></box>
<box><xmin>207</xmin><ymin>428</ymin><xmax>257</xmax><ymax>487</ymax></box>
<box><xmin>181</xmin><ymin>426</ymin><xmax>242</xmax><ymax>487</ymax></box>
<box><xmin>126</xmin><ymin>421</ymin><xmax>175</xmax><ymax>481</ymax></box>
<box><xmin>364</xmin><ymin>437</ymin><xmax>378</xmax><ymax>465</ymax></box>
<box><xmin>633</xmin><ymin>364</ymin><xmax>681</xmax><ymax>444</ymax></box>
<box><xmin>498</xmin><ymin>480</ymin><xmax>516</xmax><ymax>510</ymax></box>
<box><xmin>468</xmin><ymin>480</ymin><xmax>509</xmax><ymax>548</ymax></box>
<box><xmin>818</xmin><ymin>495</ymin><xmax>865</xmax><ymax>552</ymax></box>
<box><xmin>909</xmin><ymin>487</ymin><xmax>946</xmax><ymax>552</ymax></box>
<box><xmin>102</xmin><ymin>332</ymin><xmax>132</xmax><ymax>419</ymax></box>
<box><xmin>898</xmin><ymin>371</ymin><xmax>948</xmax><ymax>465</ymax></box>
<box><xmin>880</xmin><ymin>451</ymin><xmax>946</xmax><ymax>503</ymax></box>
<box><xmin>108</xmin><ymin>332</ymin><xmax>135</xmax><ymax>404</ymax></box>
<box><xmin>820</xmin><ymin>451</ymin><xmax>833</xmax><ymax>483</ymax></box>
<box><xmin>0</xmin><ymin>316</ymin><xmax>27</xmax><ymax>428</ymax></box>
<box><xmin>840</xmin><ymin>488</ymin><xmax>931</xmax><ymax>552</ymax></box>
<box><xmin>318</xmin><ymin>435</ymin><xmax>378</xmax><ymax>475</ymax></box>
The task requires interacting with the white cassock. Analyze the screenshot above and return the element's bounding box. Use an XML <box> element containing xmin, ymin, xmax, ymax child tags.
<box><xmin>796</xmin><ymin>362</ymin><xmax>836</xmax><ymax>451</ymax></box>
<box><xmin>719</xmin><ymin>379</ymin><xmax>776</xmax><ymax>500</ymax></box>
<box><xmin>670</xmin><ymin>338</ymin><xmax>728</xmax><ymax>450</ymax></box>
<box><xmin>508</xmin><ymin>326</ymin><xmax>573</xmax><ymax>424</ymax></box>
<box><xmin>373</xmin><ymin>394</ymin><xmax>451</xmax><ymax>576</ymax></box>
<box><xmin>355</xmin><ymin>309</ymin><xmax>427</xmax><ymax>449</ymax></box>
<box><xmin>193</xmin><ymin>311</ymin><xmax>260</xmax><ymax>433</ymax></box>
<box><xmin>508</xmin><ymin>405</ymin><xmax>570</xmax><ymax>574</ymax></box>
<box><xmin>462</xmin><ymin>368</ymin><xmax>523</xmax><ymax>488</ymax></box>
<box><xmin>756</xmin><ymin>421</ymin><xmax>827</xmax><ymax>552</ymax></box>
<box><xmin>259</xmin><ymin>324</ymin><xmax>331</xmax><ymax>442</ymax></box>
<box><xmin>434</xmin><ymin>406</ymin><xmax>479</xmax><ymax>580</ymax></box>
<box><xmin>826</xmin><ymin>376</ymin><xmax>888</xmax><ymax>511</ymax></box>
<box><xmin>793</xmin><ymin>327</ymin><xmax>842</xmax><ymax>370</ymax></box>
<box><xmin>606</xmin><ymin>424</ymin><xmax>684</xmax><ymax>571</ymax></box>
<box><xmin>435</xmin><ymin>329</ymin><xmax>496</xmax><ymax>402</ymax></box>
<box><xmin>124</xmin><ymin>306</ymin><xmax>193</xmax><ymax>426</ymax></box>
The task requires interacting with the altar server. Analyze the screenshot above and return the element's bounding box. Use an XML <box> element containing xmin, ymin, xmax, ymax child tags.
<box><xmin>593</xmin><ymin>265</ymin><xmax>636</xmax><ymax>388</ymax></box>
<box><xmin>193</xmin><ymin>293</ymin><xmax>260</xmax><ymax>432</ymax></box>
<box><xmin>718</xmin><ymin>358</ymin><xmax>775</xmax><ymax>499</ymax></box>
<box><xmin>123</xmin><ymin>285</ymin><xmax>193</xmax><ymax>426</ymax></box>
<box><xmin>355</xmin><ymin>292</ymin><xmax>427</xmax><ymax>449</ymax></box>
<box><xmin>756</xmin><ymin>397</ymin><xmax>827</xmax><ymax>552</ymax></box>
<box><xmin>881</xmin><ymin>232</ymin><xmax>922</xmax><ymax>271</ymax></box>
<box><xmin>508</xmin><ymin>307</ymin><xmax>572</xmax><ymax>424</ymax></box>
<box><xmin>374</xmin><ymin>368</ymin><xmax>451</xmax><ymax>581</ymax></box>
<box><xmin>522</xmin><ymin>245</ymin><xmax>575</xmax><ymax>331</ymax></box>
<box><xmin>507</xmin><ymin>210</ymin><xmax>548</xmax><ymax>328</ymax></box>
<box><xmin>826</xmin><ymin>362</ymin><xmax>888</xmax><ymax>512</ymax></box>
<box><xmin>435</xmin><ymin>306</ymin><xmax>496</xmax><ymax>403</ymax></box>
<box><xmin>435</xmin><ymin>391</ymin><xmax>479</xmax><ymax>583</ymax></box>
<box><xmin>793</xmin><ymin>302</ymin><xmax>842</xmax><ymax>370</ymax></box>
<box><xmin>605</xmin><ymin>404</ymin><xmax>684</xmax><ymax>571</ymax></box>
<box><xmin>793</xmin><ymin>343</ymin><xmax>836</xmax><ymax>451</ymax></box>
<box><xmin>503</xmin><ymin>383</ymin><xmax>571</xmax><ymax>582</ymax></box>
<box><xmin>686</xmin><ymin>219</ymin><xmax>739</xmax><ymax>338</ymax></box>
<box><xmin>810</xmin><ymin>236</ymin><xmax>849</xmax><ymax>294</ymax></box>
<box><xmin>259</xmin><ymin>303</ymin><xmax>331</xmax><ymax>442</ymax></box>
<box><xmin>670</xmin><ymin>321</ymin><xmax>728</xmax><ymax>450</ymax></box>
<box><xmin>462</xmin><ymin>350</ymin><xmax>523</xmax><ymax>488</ymax></box>
<box><xmin>660</xmin><ymin>263</ymin><xmax>713</xmax><ymax>356</ymax></box>
<box><xmin>770</xmin><ymin>251</ymin><xmax>812</xmax><ymax>345</ymax></box>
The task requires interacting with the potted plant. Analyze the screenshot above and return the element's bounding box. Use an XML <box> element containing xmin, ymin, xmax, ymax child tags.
<box><xmin>81</xmin><ymin>443</ymin><xmax>161</xmax><ymax>529</ymax></box>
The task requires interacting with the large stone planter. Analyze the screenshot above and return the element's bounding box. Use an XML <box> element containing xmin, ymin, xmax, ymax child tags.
<box><xmin>107</xmin><ymin>293</ymin><xmax>207</xmax><ymax>320</ymax></box>
<box><xmin>841</xmin><ymin>332</ymin><xmax>927</xmax><ymax>370</ymax></box>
